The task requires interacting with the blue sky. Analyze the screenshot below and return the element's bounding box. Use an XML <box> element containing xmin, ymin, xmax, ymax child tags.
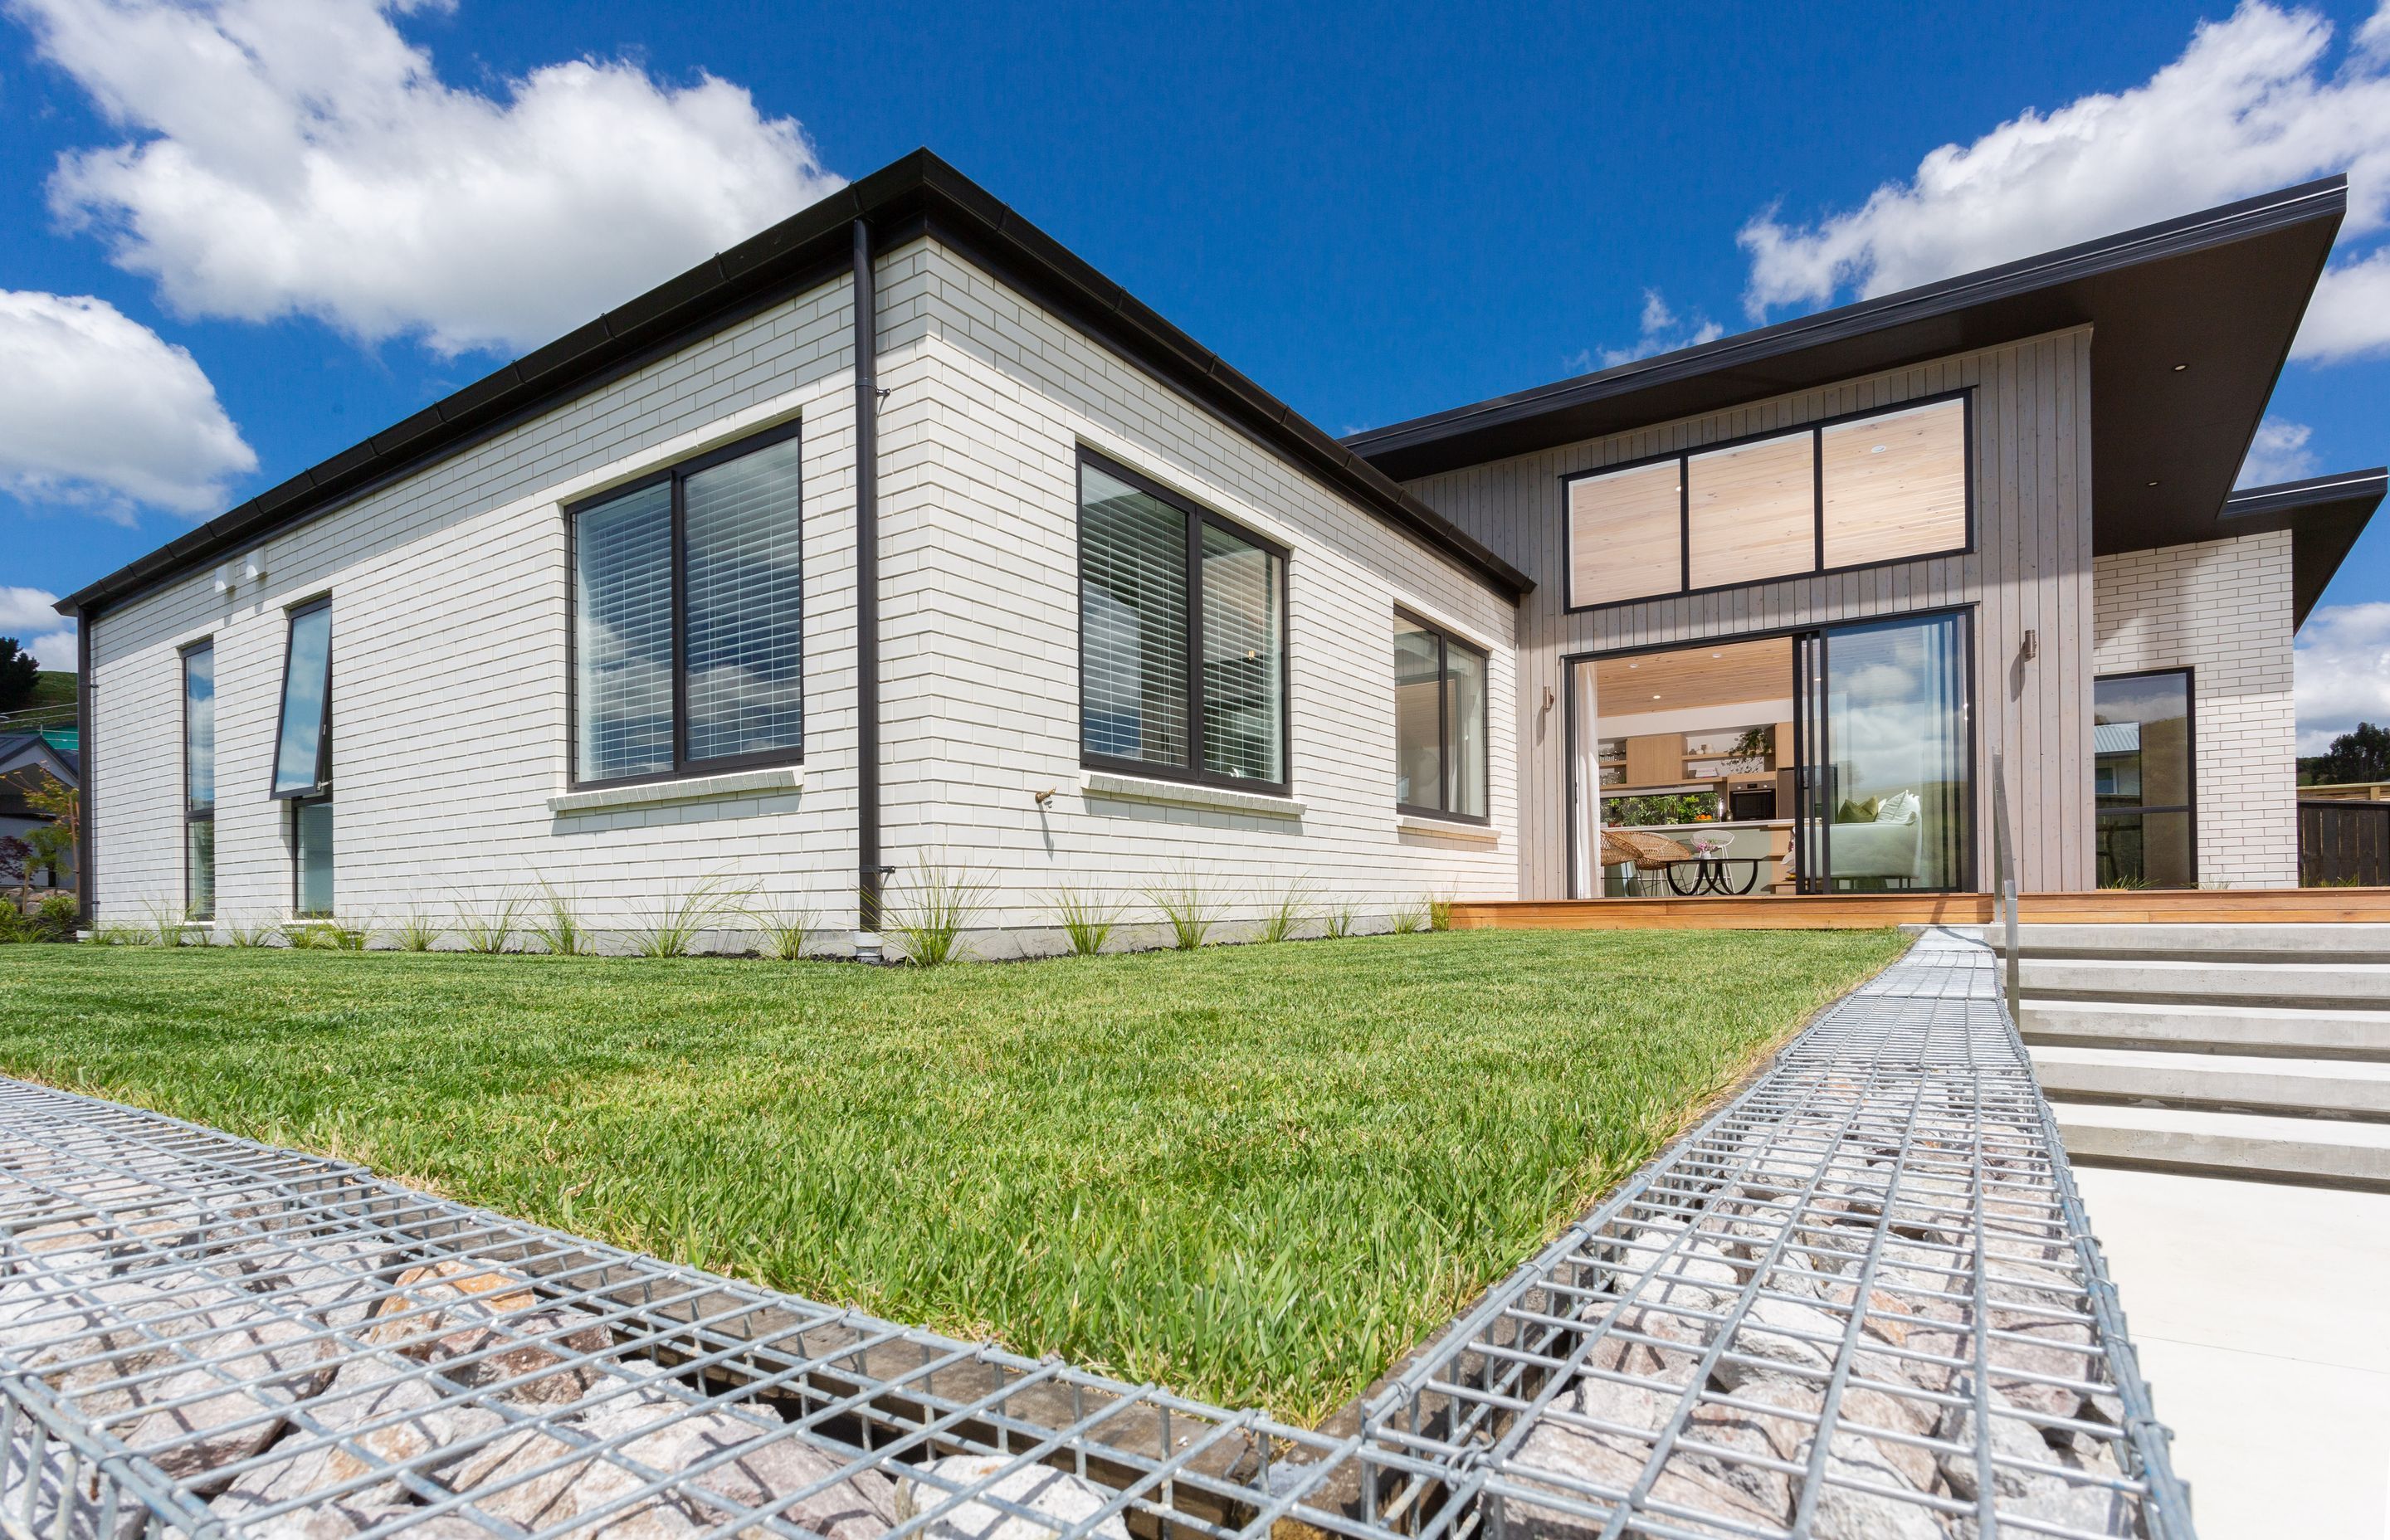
<box><xmin>3</xmin><ymin>0</ymin><xmax>2388</xmax><ymax>743</ymax></box>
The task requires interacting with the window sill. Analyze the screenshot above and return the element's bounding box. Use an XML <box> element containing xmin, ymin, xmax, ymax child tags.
<box><xmin>550</xmin><ymin>766</ymin><xmax>802</xmax><ymax>815</ymax></box>
<box><xmin>1397</xmin><ymin>813</ymin><xmax>1501</xmax><ymax>844</ymax></box>
<box><xmin>1080</xmin><ymin>769</ymin><xmax>1304</xmax><ymax>818</ymax></box>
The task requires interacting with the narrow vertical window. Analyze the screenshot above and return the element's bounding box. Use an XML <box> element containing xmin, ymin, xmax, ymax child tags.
<box><xmin>2095</xmin><ymin>670</ymin><xmax>2195</xmax><ymax>888</ymax></box>
<box><xmin>272</xmin><ymin>599</ymin><xmax>334</xmax><ymax>916</ymax></box>
<box><xmin>1077</xmin><ymin>450</ymin><xmax>1288</xmax><ymax>792</ymax></box>
<box><xmin>571</xmin><ymin>424</ymin><xmax>803</xmax><ymax>785</ymax></box>
<box><xmin>1393</xmin><ymin>612</ymin><xmax>1490</xmax><ymax>822</ymax></box>
<box><xmin>182</xmin><ymin>641</ymin><xmax>214</xmax><ymax>920</ymax></box>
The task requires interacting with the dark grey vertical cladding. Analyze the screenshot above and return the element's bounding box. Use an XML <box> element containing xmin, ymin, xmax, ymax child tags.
<box><xmin>75</xmin><ymin>609</ymin><xmax>92</xmax><ymax>921</ymax></box>
<box><xmin>852</xmin><ymin>218</ymin><xmax>884</xmax><ymax>932</ymax></box>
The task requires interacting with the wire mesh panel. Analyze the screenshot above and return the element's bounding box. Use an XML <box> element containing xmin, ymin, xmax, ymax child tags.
<box><xmin>1323</xmin><ymin>928</ymin><xmax>2190</xmax><ymax>1540</ymax></box>
<box><xmin>0</xmin><ymin>929</ymin><xmax>2186</xmax><ymax>1540</ymax></box>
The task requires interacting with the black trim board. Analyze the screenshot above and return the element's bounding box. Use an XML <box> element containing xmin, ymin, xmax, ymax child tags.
<box><xmin>1347</xmin><ymin>178</ymin><xmax>2350</xmax><ymax>566</ymax></box>
<box><xmin>59</xmin><ymin>151</ymin><xmax>1528</xmax><ymax>626</ymax></box>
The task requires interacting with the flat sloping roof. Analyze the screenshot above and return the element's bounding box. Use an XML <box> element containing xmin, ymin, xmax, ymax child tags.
<box><xmin>2220</xmin><ymin>467</ymin><xmax>2388</xmax><ymax>628</ymax></box>
<box><xmin>61</xmin><ymin>151</ymin><xmax>1530</xmax><ymax>618</ymax></box>
<box><xmin>1345</xmin><ymin>179</ymin><xmax>2349</xmax><ymax>566</ymax></box>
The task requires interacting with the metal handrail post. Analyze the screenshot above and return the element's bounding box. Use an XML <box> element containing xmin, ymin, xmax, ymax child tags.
<box><xmin>1992</xmin><ymin>753</ymin><xmax>2021</xmax><ymax>1023</ymax></box>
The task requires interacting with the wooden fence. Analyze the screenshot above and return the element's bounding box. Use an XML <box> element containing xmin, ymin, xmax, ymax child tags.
<box><xmin>2300</xmin><ymin>799</ymin><xmax>2390</xmax><ymax>887</ymax></box>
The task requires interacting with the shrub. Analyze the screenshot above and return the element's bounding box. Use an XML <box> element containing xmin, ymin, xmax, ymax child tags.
<box><xmin>1259</xmin><ymin>882</ymin><xmax>1314</xmax><ymax>943</ymax></box>
<box><xmin>32</xmin><ymin>894</ymin><xmax>78</xmax><ymax>943</ymax></box>
<box><xmin>1049</xmin><ymin>889</ymin><xmax>1119</xmax><ymax>957</ymax></box>
<box><xmin>455</xmin><ymin>894</ymin><xmax>528</xmax><ymax>955</ymax></box>
<box><xmin>888</xmin><ymin>863</ymin><xmax>986</xmax><ymax>967</ymax></box>
<box><xmin>528</xmin><ymin>884</ymin><xmax>590</xmax><ymax>957</ymax></box>
<box><xmin>1145</xmin><ymin>878</ymin><xmax>1218</xmax><ymax>951</ymax></box>
<box><xmin>749</xmin><ymin>900</ymin><xmax>814</xmax><ymax>962</ymax></box>
<box><xmin>0</xmin><ymin>905</ymin><xmax>30</xmax><ymax>944</ymax></box>
<box><xmin>634</xmin><ymin>875</ymin><xmax>750</xmax><ymax>959</ymax></box>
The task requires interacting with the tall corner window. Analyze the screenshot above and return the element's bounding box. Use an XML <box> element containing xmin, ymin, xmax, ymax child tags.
<box><xmin>1565</xmin><ymin>393</ymin><xmax>1970</xmax><ymax>611</ymax></box>
<box><xmin>1078</xmin><ymin>450</ymin><xmax>1287</xmax><ymax>791</ymax></box>
<box><xmin>572</xmin><ymin>424</ymin><xmax>804</xmax><ymax>787</ymax></box>
<box><xmin>182</xmin><ymin>641</ymin><xmax>214</xmax><ymax>920</ymax></box>
<box><xmin>2094</xmin><ymin>670</ymin><xmax>2195</xmax><ymax>889</ymax></box>
<box><xmin>273</xmin><ymin>599</ymin><xmax>334</xmax><ymax>914</ymax></box>
<box><xmin>1393</xmin><ymin>612</ymin><xmax>1489</xmax><ymax>822</ymax></box>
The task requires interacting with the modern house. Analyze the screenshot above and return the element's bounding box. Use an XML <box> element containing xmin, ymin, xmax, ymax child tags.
<box><xmin>56</xmin><ymin>153</ymin><xmax>2386</xmax><ymax>949</ymax></box>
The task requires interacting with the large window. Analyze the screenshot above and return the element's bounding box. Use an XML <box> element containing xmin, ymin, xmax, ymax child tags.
<box><xmin>1563</xmin><ymin>394</ymin><xmax>1970</xmax><ymax>610</ymax></box>
<box><xmin>272</xmin><ymin>600</ymin><xmax>334</xmax><ymax>916</ymax></box>
<box><xmin>1394</xmin><ymin>613</ymin><xmax>1488</xmax><ymax>821</ymax></box>
<box><xmin>182</xmin><ymin>641</ymin><xmax>214</xmax><ymax>920</ymax></box>
<box><xmin>2095</xmin><ymin>670</ymin><xmax>2195</xmax><ymax>888</ymax></box>
<box><xmin>1078</xmin><ymin>451</ymin><xmax>1288</xmax><ymax>791</ymax></box>
<box><xmin>571</xmin><ymin>425</ymin><xmax>804</xmax><ymax>787</ymax></box>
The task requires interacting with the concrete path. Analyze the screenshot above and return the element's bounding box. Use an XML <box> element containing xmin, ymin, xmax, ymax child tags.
<box><xmin>2073</xmin><ymin>1166</ymin><xmax>2390</xmax><ymax>1540</ymax></box>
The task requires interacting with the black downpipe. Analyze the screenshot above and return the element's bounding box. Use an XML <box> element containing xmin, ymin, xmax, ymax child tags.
<box><xmin>851</xmin><ymin>219</ymin><xmax>884</xmax><ymax>939</ymax></box>
<box><xmin>75</xmin><ymin>609</ymin><xmax>93</xmax><ymax>924</ymax></box>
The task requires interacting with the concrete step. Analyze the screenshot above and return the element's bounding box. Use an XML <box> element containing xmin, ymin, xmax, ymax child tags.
<box><xmin>2016</xmin><ymin>955</ymin><xmax>2390</xmax><ymax>1007</ymax></box>
<box><xmin>1961</xmin><ymin>922</ymin><xmax>2390</xmax><ymax>962</ymax></box>
<box><xmin>2021</xmin><ymin>999</ymin><xmax>2390</xmax><ymax>1060</ymax></box>
<box><xmin>2051</xmin><ymin>1102</ymin><xmax>2390</xmax><ymax>1188</ymax></box>
<box><xmin>2029</xmin><ymin>1045</ymin><xmax>2390</xmax><ymax>1121</ymax></box>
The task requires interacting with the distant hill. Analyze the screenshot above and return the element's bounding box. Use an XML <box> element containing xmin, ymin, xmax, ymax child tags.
<box><xmin>32</xmin><ymin>671</ymin><xmax>75</xmax><ymax>710</ymax></box>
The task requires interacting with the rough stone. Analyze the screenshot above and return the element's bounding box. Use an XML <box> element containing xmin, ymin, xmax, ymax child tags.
<box><xmin>365</xmin><ymin>1260</ymin><xmax>617</xmax><ymax>1406</ymax></box>
<box><xmin>209</xmin><ymin>1360</ymin><xmax>505</xmax><ymax>1518</ymax></box>
<box><xmin>1710</xmin><ymin>1296</ymin><xmax>1841</xmax><ymax>1391</ymax></box>
<box><xmin>893</xmin><ymin>1454</ymin><xmax>1132</xmax><ymax>1540</ymax></box>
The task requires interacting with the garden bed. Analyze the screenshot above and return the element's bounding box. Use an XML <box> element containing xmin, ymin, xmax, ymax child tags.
<box><xmin>0</xmin><ymin>928</ymin><xmax>1907</xmax><ymax>1422</ymax></box>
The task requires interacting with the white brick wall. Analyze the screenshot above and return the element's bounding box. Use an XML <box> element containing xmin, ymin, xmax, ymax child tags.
<box><xmin>2091</xmin><ymin>531</ymin><xmax>2298</xmax><ymax>888</ymax></box>
<box><xmin>85</xmin><ymin>234</ymin><xmax>1519</xmax><ymax>952</ymax></box>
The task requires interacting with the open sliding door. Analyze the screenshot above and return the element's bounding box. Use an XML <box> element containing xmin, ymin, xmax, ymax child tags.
<box><xmin>1793</xmin><ymin>612</ymin><xmax>1973</xmax><ymax>894</ymax></box>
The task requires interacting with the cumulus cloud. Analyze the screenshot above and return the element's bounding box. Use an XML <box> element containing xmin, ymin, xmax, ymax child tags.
<box><xmin>2238</xmin><ymin>417</ymin><xmax>2320</xmax><ymax>486</ymax></box>
<box><xmin>0</xmin><ymin>290</ymin><xmax>256</xmax><ymax>517</ymax></box>
<box><xmin>1737</xmin><ymin>2</ymin><xmax>2390</xmax><ymax>364</ymax></box>
<box><xmin>1569</xmin><ymin>290</ymin><xmax>1725</xmax><ymax>372</ymax></box>
<box><xmin>2295</xmin><ymin>602</ymin><xmax>2390</xmax><ymax>752</ymax></box>
<box><xmin>0</xmin><ymin>589</ymin><xmax>80</xmax><ymax>670</ymax></box>
<box><xmin>16</xmin><ymin>0</ymin><xmax>846</xmax><ymax>357</ymax></box>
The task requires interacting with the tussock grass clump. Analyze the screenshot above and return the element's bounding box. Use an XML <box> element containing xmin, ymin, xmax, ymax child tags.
<box><xmin>889</xmin><ymin>864</ymin><xmax>985</xmax><ymax>966</ymax></box>
<box><xmin>455</xmin><ymin>894</ymin><xmax>527</xmax><ymax>955</ymax></box>
<box><xmin>1324</xmin><ymin>902</ymin><xmax>1360</xmax><ymax>939</ymax></box>
<box><xmin>223</xmin><ymin>918</ymin><xmax>276</xmax><ymax>948</ymax></box>
<box><xmin>1048</xmin><ymin>889</ymin><xmax>1119</xmax><ymax>957</ymax></box>
<box><xmin>394</xmin><ymin>909</ymin><xmax>442</xmax><ymax>953</ymax></box>
<box><xmin>529</xmin><ymin>885</ymin><xmax>592</xmax><ymax>958</ymax></box>
<box><xmin>0</xmin><ymin>927</ymin><xmax>1910</xmax><ymax>1423</ymax></box>
<box><xmin>1259</xmin><ymin>882</ymin><xmax>1313</xmax><ymax>943</ymax></box>
<box><xmin>749</xmin><ymin>901</ymin><xmax>814</xmax><ymax>962</ymax></box>
<box><xmin>635</xmin><ymin>876</ymin><xmax>750</xmax><ymax>960</ymax></box>
<box><xmin>1145</xmin><ymin>878</ymin><xmax>1219</xmax><ymax>951</ymax></box>
<box><xmin>1388</xmin><ymin>903</ymin><xmax>1429</xmax><ymax>935</ymax></box>
<box><xmin>1429</xmin><ymin>895</ymin><xmax>1456</xmax><ymax>932</ymax></box>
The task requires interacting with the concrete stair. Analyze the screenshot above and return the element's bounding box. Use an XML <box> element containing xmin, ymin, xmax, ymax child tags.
<box><xmin>1976</xmin><ymin>923</ymin><xmax>2390</xmax><ymax>1188</ymax></box>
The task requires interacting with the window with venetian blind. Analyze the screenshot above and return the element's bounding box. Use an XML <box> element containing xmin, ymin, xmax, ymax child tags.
<box><xmin>1563</xmin><ymin>394</ymin><xmax>1969</xmax><ymax>609</ymax></box>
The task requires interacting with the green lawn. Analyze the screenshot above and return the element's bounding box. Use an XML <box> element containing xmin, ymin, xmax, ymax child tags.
<box><xmin>0</xmin><ymin>928</ymin><xmax>1905</xmax><ymax>1421</ymax></box>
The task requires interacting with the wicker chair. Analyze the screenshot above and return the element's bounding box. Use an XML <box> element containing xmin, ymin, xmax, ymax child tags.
<box><xmin>1601</xmin><ymin>829</ymin><xmax>1695</xmax><ymax>896</ymax></box>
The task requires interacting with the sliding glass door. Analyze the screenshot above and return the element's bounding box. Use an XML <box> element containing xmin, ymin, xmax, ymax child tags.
<box><xmin>1793</xmin><ymin>612</ymin><xmax>1973</xmax><ymax>893</ymax></box>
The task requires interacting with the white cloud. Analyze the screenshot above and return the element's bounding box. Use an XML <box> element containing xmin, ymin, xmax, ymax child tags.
<box><xmin>0</xmin><ymin>290</ymin><xmax>256</xmax><ymax>516</ymax></box>
<box><xmin>2295</xmin><ymin>602</ymin><xmax>2390</xmax><ymax>753</ymax></box>
<box><xmin>2238</xmin><ymin>416</ymin><xmax>2319</xmax><ymax>485</ymax></box>
<box><xmin>1568</xmin><ymin>289</ymin><xmax>1725</xmax><ymax>372</ymax></box>
<box><xmin>1736</xmin><ymin>2</ymin><xmax>2390</xmax><ymax>365</ymax></box>
<box><xmin>0</xmin><ymin>588</ymin><xmax>79</xmax><ymax>671</ymax></box>
<box><xmin>16</xmin><ymin>0</ymin><xmax>845</xmax><ymax>358</ymax></box>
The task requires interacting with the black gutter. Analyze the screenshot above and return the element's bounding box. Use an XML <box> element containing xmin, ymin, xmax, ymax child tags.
<box><xmin>852</xmin><ymin>219</ymin><xmax>885</xmax><ymax>938</ymax></box>
<box><xmin>58</xmin><ymin>149</ymin><xmax>1528</xmax><ymax>626</ymax></box>
<box><xmin>75</xmin><ymin>617</ymin><xmax>91</xmax><ymax>924</ymax></box>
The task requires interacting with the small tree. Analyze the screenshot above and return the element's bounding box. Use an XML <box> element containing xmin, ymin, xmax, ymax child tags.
<box><xmin>0</xmin><ymin>639</ymin><xmax>37</xmax><ymax>714</ymax></box>
<box><xmin>0</xmin><ymin>835</ymin><xmax>30</xmax><ymax>894</ymax></box>
<box><xmin>22</xmin><ymin>772</ymin><xmax>77</xmax><ymax>888</ymax></box>
<box><xmin>2300</xmin><ymin>723</ymin><xmax>2390</xmax><ymax>787</ymax></box>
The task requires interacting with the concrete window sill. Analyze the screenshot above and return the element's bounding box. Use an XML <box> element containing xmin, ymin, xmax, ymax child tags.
<box><xmin>549</xmin><ymin>766</ymin><xmax>802</xmax><ymax>815</ymax></box>
<box><xmin>1397</xmin><ymin>813</ymin><xmax>1502</xmax><ymax>844</ymax></box>
<box><xmin>1080</xmin><ymin>769</ymin><xmax>1305</xmax><ymax>818</ymax></box>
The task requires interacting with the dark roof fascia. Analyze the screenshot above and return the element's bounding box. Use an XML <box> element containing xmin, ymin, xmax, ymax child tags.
<box><xmin>1343</xmin><ymin>176</ymin><xmax>2349</xmax><ymax>480</ymax></box>
<box><xmin>64</xmin><ymin>151</ymin><xmax>1528</xmax><ymax>621</ymax></box>
<box><xmin>2217</xmin><ymin>467</ymin><xmax>2388</xmax><ymax>629</ymax></box>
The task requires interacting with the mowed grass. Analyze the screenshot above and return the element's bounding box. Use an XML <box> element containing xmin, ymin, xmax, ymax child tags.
<box><xmin>0</xmin><ymin>928</ymin><xmax>1907</xmax><ymax>1421</ymax></box>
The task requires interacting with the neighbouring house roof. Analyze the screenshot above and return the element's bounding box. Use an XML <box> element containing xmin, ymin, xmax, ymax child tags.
<box><xmin>2218</xmin><ymin>467</ymin><xmax>2388</xmax><ymax>629</ymax></box>
<box><xmin>1344</xmin><ymin>178</ymin><xmax>2355</xmax><ymax>571</ymax></box>
<box><xmin>58</xmin><ymin>151</ymin><xmax>1532</xmax><ymax>621</ymax></box>
<box><xmin>0</xmin><ymin>732</ymin><xmax>76</xmax><ymax>816</ymax></box>
<box><xmin>2092</xmin><ymin>723</ymin><xmax>2141</xmax><ymax>757</ymax></box>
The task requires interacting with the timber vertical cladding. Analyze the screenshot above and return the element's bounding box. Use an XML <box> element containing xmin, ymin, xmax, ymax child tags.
<box><xmin>1400</xmin><ymin>328</ymin><xmax>2095</xmax><ymax>898</ymax></box>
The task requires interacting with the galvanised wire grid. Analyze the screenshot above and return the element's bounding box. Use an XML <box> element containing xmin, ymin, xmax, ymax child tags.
<box><xmin>1339</xmin><ymin>928</ymin><xmax>2191</xmax><ymax>1540</ymax></box>
<box><xmin>0</xmin><ymin>928</ymin><xmax>2188</xmax><ymax>1540</ymax></box>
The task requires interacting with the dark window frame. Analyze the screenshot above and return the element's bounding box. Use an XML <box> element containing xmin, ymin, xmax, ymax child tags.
<box><xmin>270</xmin><ymin>597</ymin><xmax>333</xmax><ymax>801</ymax></box>
<box><xmin>2093</xmin><ymin>665</ymin><xmax>2197</xmax><ymax>888</ymax></box>
<box><xmin>563</xmin><ymin>419</ymin><xmax>807</xmax><ymax>792</ymax></box>
<box><xmin>1393</xmin><ymin>609</ymin><xmax>1491</xmax><ymax>826</ymax></box>
<box><xmin>1558</xmin><ymin>389</ymin><xmax>1977</xmax><ymax>614</ymax></box>
<box><xmin>1075</xmin><ymin>446</ymin><xmax>1294</xmax><ymax>797</ymax></box>
<box><xmin>180</xmin><ymin>638</ymin><xmax>214</xmax><ymax>920</ymax></box>
<box><xmin>290</xmin><ymin>794</ymin><xmax>334</xmax><ymax>919</ymax></box>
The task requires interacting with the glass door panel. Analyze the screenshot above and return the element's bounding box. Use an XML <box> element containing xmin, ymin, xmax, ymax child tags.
<box><xmin>1795</xmin><ymin>612</ymin><xmax>1972</xmax><ymax>893</ymax></box>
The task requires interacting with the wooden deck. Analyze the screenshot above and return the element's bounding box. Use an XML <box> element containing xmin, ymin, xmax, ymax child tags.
<box><xmin>1448</xmin><ymin>888</ymin><xmax>2390</xmax><ymax>930</ymax></box>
